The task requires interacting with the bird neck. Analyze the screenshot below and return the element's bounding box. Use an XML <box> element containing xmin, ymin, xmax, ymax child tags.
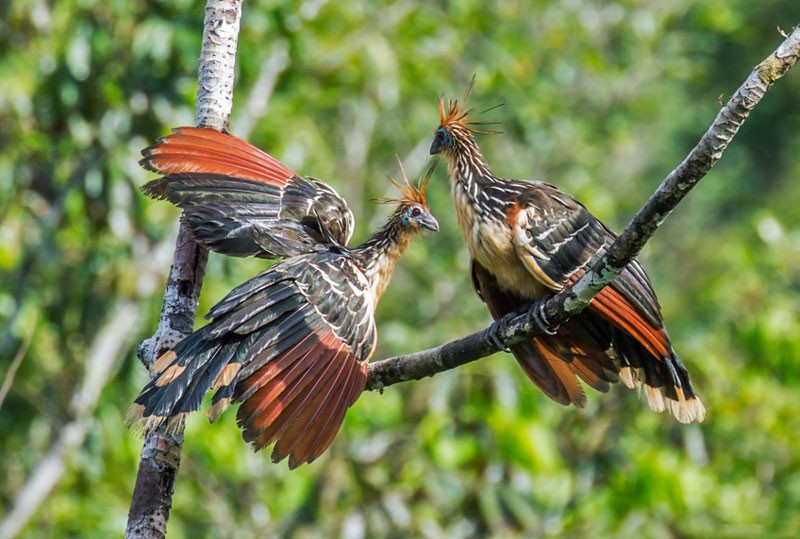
<box><xmin>445</xmin><ymin>135</ymin><xmax>493</xmax><ymax>198</ymax></box>
<box><xmin>445</xmin><ymin>135</ymin><xmax>513</xmax><ymax>255</ymax></box>
<box><xmin>355</xmin><ymin>213</ymin><xmax>414</xmax><ymax>302</ymax></box>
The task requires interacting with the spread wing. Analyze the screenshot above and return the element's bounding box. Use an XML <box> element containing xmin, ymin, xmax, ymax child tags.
<box><xmin>127</xmin><ymin>252</ymin><xmax>375</xmax><ymax>468</ymax></box>
<box><xmin>140</xmin><ymin>127</ymin><xmax>355</xmax><ymax>258</ymax></box>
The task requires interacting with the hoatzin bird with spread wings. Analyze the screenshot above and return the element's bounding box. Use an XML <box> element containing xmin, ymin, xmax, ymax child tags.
<box><xmin>127</xmin><ymin>127</ymin><xmax>439</xmax><ymax>468</ymax></box>
<box><xmin>430</xmin><ymin>83</ymin><xmax>705</xmax><ymax>423</ymax></box>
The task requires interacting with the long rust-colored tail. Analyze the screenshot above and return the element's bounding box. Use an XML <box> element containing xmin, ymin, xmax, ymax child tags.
<box><xmin>580</xmin><ymin>272</ymin><xmax>705</xmax><ymax>423</ymax></box>
<box><xmin>471</xmin><ymin>260</ymin><xmax>705</xmax><ymax>423</ymax></box>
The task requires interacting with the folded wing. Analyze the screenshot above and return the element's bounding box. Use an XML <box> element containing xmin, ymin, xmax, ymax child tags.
<box><xmin>496</xmin><ymin>182</ymin><xmax>704</xmax><ymax>422</ymax></box>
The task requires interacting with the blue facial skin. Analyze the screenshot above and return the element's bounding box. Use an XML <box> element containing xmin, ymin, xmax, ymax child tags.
<box><xmin>430</xmin><ymin>127</ymin><xmax>453</xmax><ymax>155</ymax></box>
<box><xmin>402</xmin><ymin>206</ymin><xmax>440</xmax><ymax>232</ymax></box>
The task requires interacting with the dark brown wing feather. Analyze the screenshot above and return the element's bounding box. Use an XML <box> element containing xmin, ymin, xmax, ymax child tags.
<box><xmin>529</xmin><ymin>317</ymin><xmax>620</xmax><ymax>394</ymax></box>
<box><xmin>495</xmin><ymin>180</ymin><xmax>703</xmax><ymax>421</ymax></box>
<box><xmin>140</xmin><ymin>127</ymin><xmax>354</xmax><ymax>258</ymax></box>
<box><xmin>510</xmin><ymin>181</ymin><xmax>662</xmax><ymax>327</ymax></box>
<box><xmin>127</xmin><ymin>252</ymin><xmax>374</xmax><ymax>468</ymax></box>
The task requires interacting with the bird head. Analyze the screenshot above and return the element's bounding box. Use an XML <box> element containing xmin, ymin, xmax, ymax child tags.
<box><xmin>430</xmin><ymin>126</ymin><xmax>455</xmax><ymax>155</ymax></box>
<box><xmin>430</xmin><ymin>88</ymin><xmax>472</xmax><ymax>156</ymax></box>
<box><xmin>430</xmin><ymin>76</ymin><xmax>500</xmax><ymax>156</ymax></box>
<box><xmin>380</xmin><ymin>160</ymin><xmax>439</xmax><ymax>233</ymax></box>
<box><xmin>399</xmin><ymin>202</ymin><xmax>439</xmax><ymax>232</ymax></box>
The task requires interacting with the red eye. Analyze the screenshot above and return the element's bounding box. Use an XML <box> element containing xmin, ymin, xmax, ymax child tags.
<box><xmin>411</xmin><ymin>207</ymin><xmax>422</xmax><ymax>217</ymax></box>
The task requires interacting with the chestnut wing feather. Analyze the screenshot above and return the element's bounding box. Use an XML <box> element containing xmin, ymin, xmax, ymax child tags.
<box><xmin>140</xmin><ymin>127</ymin><xmax>354</xmax><ymax>258</ymax></box>
<box><xmin>510</xmin><ymin>181</ymin><xmax>665</xmax><ymax>332</ymax></box>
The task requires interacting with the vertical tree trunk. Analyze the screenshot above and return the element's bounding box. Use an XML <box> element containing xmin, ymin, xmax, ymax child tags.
<box><xmin>125</xmin><ymin>2</ymin><xmax>242</xmax><ymax>537</ymax></box>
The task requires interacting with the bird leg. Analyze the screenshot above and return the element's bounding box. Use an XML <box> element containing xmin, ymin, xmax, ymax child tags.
<box><xmin>527</xmin><ymin>300</ymin><xmax>559</xmax><ymax>336</ymax></box>
<box><xmin>487</xmin><ymin>299</ymin><xmax>559</xmax><ymax>352</ymax></box>
<box><xmin>486</xmin><ymin>314</ymin><xmax>513</xmax><ymax>353</ymax></box>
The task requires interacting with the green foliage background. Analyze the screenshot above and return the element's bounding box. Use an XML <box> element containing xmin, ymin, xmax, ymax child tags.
<box><xmin>2</xmin><ymin>0</ymin><xmax>799</xmax><ymax>537</ymax></box>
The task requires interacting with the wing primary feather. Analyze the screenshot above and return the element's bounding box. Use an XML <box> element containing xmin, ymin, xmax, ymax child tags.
<box><xmin>235</xmin><ymin>311</ymin><xmax>320</xmax><ymax>387</ymax></box>
<box><xmin>246</xmin><ymin>339</ymin><xmax>342</xmax><ymax>452</ymax></box>
<box><xmin>239</xmin><ymin>331</ymin><xmax>340</xmax><ymax>432</ymax></box>
<box><xmin>300</xmin><ymin>355</ymin><xmax>368</xmax><ymax>465</ymax></box>
<box><xmin>206</xmin><ymin>274</ymin><xmax>292</xmax><ymax>320</ymax></box>
<box><xmin>210</xmin><ymin>293</ymin><xmax>306</xmax><ymax>338</ymax></box>
<box><xmin>273</xmin><ymin>347</ymin><xmax>349</xmax><ymax>464</ymax></box>
<box><xmin>237</xmin><ymin>343</ymin><xmax>319</xmax><ymax>431</ymax></box>
<box><xmin>235</xmin><ymin>331</ymin><xmax>320</xmax><ymax>412</ymax></box>
<box><xmin>279</xmin><ymin>347</ymin><xmax>362</xmax><ymax>465</ymax></box>
<box><xmin>141</xmin><ymin>127</ymin><xmax>297</xmax><ymax>185</ymax></box>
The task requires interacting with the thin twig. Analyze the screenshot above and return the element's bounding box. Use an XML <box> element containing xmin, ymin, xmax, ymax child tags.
<box><xmin>0</xmin><ymin>303</ymin><xmax>140</xmax><ymax>539</ymax></box>
<box><xmin>366</xmin><ymin>24</ymin><xmax>800</xmax><ymax>391</ymax></box>
<box><xmin>0</xmin><ymin>322</ymin><xmax>35</xmax><ymax>412</ymax></box>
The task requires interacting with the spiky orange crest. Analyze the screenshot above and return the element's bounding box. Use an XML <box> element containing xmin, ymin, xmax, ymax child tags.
<box><xmin>438</xmin><ymin>76</ymin><xmax>501</xmax><ymax>137</ymax></box>
<box><xmin>438</xmin><ymin>76</ymin><xmax>476</xmax><ymax>131</ymax></box>
<box><xmin>378</xmin><ymin>159</ymin><xmax>435</xmax><ymax>210</ymax></box>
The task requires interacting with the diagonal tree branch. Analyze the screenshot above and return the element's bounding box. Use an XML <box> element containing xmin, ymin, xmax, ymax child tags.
<box><xmin>366</xmin><ymin>25</ymin><xmax>800</xmax><ymax>392</ymax></box>
<box><xmin>125</xmin><ymin>1</ymin><xmax>242</xmax><ymax>538</ymax></box>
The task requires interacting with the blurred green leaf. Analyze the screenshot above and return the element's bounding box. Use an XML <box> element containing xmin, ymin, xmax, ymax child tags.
<box><xmin>2</xmin><ymin>0</ymin><xmax>800</xmax><ymax>537</ymax></box>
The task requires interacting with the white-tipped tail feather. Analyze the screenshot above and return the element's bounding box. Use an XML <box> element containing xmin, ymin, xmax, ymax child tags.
<box><xmin>616</xmin><ymin>366</ymin><xmax>705</xmax><ymax>423</ymax></box>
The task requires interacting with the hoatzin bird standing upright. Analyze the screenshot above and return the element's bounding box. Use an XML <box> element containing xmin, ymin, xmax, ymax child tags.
<box><xmin>127</xmin><ymin>127</ymin><xmax>439</xmax><ymax>468</ymax></box>
<box><xmin>430</xmin><ymin>84</ymin><xmax>705</xmax><ymax>423</ymax></box>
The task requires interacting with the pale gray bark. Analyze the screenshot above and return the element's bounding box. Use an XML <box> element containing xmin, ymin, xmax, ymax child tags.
<box><xmin>194</xmin><ymin>0</ymin><xmax>243</xmax><ymax>132</ymax></box>
<box><xmin>125</xmin><ymin>2</ymin><xmax>243</xmax><ymax>538</ymax></box>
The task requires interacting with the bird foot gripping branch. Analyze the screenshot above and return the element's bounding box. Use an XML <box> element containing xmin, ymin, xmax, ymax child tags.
<box><xmin>487</xmin><ymin>300</ymin><xmax>559</xmax><ymax>353</ymax></box>
<box><xmin>527</xmin><ymin>301</ymin><xmax>559</xmax><ymax>337</ymax></box>
<box><xmin>486</xmin><ymin>316</ymin><xmax>512</xmax><ymax>353</ymax></box>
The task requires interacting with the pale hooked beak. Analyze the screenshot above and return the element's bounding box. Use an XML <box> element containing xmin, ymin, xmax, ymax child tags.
<box><xmin>420</xmin><ymin>213</ymin><xmax>439</xmax><ymax>232</ymax></box>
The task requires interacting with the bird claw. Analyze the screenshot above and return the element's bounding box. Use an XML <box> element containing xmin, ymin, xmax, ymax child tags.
<box><xmin>487</xmin><ymin>316</ymin><xmax>512</xmax><ymax>353</ymax></box>
<box><xmin>488</xmin><ymin>302</ymin><xmax>557</xmax><ymax>351</ymax></box>
<box><xmin>528</xmin><ymin>301</ymin><xmax>558</xmax><ymax>336</ymax></box>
